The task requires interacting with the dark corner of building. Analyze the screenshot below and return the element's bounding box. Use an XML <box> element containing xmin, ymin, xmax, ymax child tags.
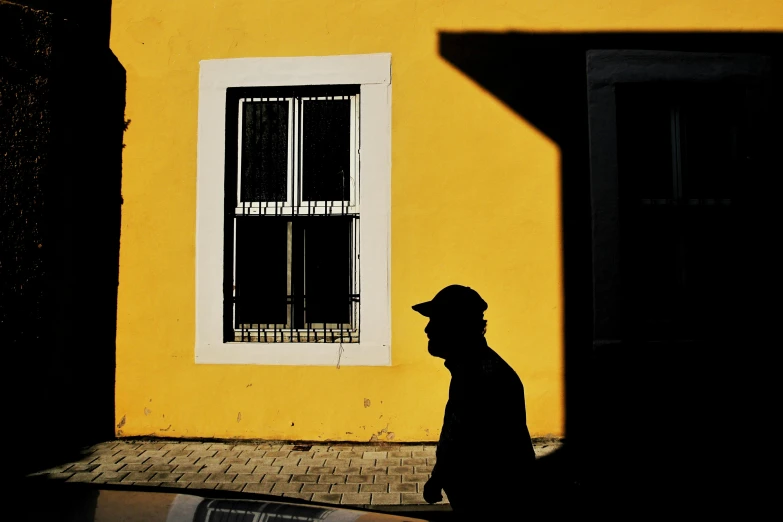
<box><xmin>2</xmin><ymin>0</ymin><xmax>125</xmax><ymax>479</ymax></box>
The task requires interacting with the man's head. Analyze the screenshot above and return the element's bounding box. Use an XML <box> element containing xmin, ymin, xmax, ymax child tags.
<box><xmin>412</xmin><ymin>285</ymin><xmax>488</xmax><ymax>359</ymax></box>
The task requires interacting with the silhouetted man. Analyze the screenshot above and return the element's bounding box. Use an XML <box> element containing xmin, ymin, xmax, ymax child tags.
<box><xmin>415</xmin><ymin>285</ymin><xmax>536</xmax><ymax>518</ymax></box>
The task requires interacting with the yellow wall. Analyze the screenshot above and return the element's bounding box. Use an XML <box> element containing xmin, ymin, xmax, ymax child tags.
<box><xmin>111</xmin><ymin>0</ymin><xmax>782</xmax><ymax>440</ymax></box>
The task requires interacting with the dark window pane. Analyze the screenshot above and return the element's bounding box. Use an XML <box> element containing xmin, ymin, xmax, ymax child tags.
<box><xmin>681</xmin><ymin>206</ymin><xmax>736</xmax><ymax>339</ymax></box>
<box><xmin>234</xmin><ymin>218</ymin><xmax>288</xmax><ymax>325</ymax></box>
<box><xmin>616</xmin><ymin>85</ymin><xmax>675</xmax><ymax>200</ymax></box>
<box><xmin>617</xmin><ymin>83</ymin><xmax>744</xmax><ymax>343</ymax></box>
<box><xmin>621</xmin><ymin>207</ymin><xmax>683</xmax><ymax>340</ymax></box>
<box><xmin>303</xmin><ymin>217</ymin><xmax>353</xmax><ymax>325</ymax></box>
<box><xmin>680</xmin><ymin>87</ymin><xmax>743</xmax><ymax>200</ymax></box>
<box><xmin>302</xmin><ymin>99</ymin><xmax>351</xmax><ymax>201</ymax></box>
<box><xmin>241</xmin><ymin>101</ymin><xmax>288</xmax><ymax>202</ymax></box>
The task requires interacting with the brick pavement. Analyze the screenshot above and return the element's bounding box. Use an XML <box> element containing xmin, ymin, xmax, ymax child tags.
<box><xmin>26</xmin><ymin>439</ymin><xmax>563</xmax><ymax>508</ymax></box>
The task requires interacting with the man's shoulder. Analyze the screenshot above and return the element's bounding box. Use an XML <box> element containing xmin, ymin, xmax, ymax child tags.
<box><xmin>480</xmin><ymin>347</ymin><xmax>523</xmax><ymax>383</ymax></box>
<box><xmin>482</xmin><ymin>346</ymin><xmax>513</xmax><ymax>370</ymax></box>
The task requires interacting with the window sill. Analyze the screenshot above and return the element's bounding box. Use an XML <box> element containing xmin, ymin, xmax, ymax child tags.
<box><xmin>195</xmin><ymin>342</ymin><xmax>391</xmax><ymax>366</ymax></box>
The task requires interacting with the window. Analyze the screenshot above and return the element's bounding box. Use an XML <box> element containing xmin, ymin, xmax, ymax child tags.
<box><xmin>196</xmin><ymin>54</ymin><xmax>391</xmax><ymax>365</ymax></box>
<box><xmin>586</xmin><ymin>50</ymin><xmax>772</xmax><ymax>347</ymax></box>
<box><xmin>615</xmin><ymin>83</ymin><xmax>740</xmax><ymax>341</ymax></box>
<box><xmin>228</xmin><ymin>86</ymin><xmax>360</xmax><ymax>344</ymax></box>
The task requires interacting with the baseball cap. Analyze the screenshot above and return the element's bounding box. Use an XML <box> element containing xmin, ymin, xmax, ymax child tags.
<box><xmin>412</xmin><ymin>285</ymin><xmax>488</xmax><ymax>318</ymax></box>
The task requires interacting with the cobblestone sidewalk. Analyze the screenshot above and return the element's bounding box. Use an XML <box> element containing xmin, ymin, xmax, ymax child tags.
<box><xmin>27</xmin><ymin>439</ymin><xmax>563</xmax><ymax>508</ymax></box>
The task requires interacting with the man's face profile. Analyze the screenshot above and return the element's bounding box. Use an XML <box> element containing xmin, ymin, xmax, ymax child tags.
<box><xmin>425</xmin><ymin>315</ymin><xmax>461</xmax><ymax>359</ymax></box>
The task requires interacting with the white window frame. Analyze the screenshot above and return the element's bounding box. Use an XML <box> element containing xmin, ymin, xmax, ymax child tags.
<box><xmin>196</xmin><ymin>54</ymin><xmax>391</xmax><ymax>366</ymax></box>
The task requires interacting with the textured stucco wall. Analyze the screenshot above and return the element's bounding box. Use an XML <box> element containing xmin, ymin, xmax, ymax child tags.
<box><xmin>109</xmin><ymin>0</ymin><xmax>783</xmax><ymax>441</ymax></box>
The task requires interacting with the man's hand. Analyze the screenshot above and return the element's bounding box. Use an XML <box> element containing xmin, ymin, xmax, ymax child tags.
<box><xmin>422</xmin><ymin>477</ymin><xmax>443</xmax><ymax>504</ymax></box>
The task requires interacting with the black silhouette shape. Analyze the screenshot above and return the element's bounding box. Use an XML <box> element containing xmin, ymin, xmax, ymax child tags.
<box><xmin>413</xmin><ymin>285</ymin><xmax>536</xmax><ymax>519</ymax></box>
<box><xmin>2</xmin><ymin>1</ymin><xmax>124</xmax><ymax>479</ymax></box>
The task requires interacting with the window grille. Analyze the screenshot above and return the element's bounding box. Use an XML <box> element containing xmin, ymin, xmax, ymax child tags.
<box><xmin>224</xmin><ymin>86</ymin><xmax>360</xmax><ymax>343</ymax></box>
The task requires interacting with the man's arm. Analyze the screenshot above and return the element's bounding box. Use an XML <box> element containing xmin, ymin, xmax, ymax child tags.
<box><xmin>424</xmin><ymin>397</ymin><xmax>463</xmax><ymax>503</ymax></box>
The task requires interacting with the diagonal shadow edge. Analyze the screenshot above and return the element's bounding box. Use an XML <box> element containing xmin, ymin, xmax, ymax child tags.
<box><xmin>439</xmin><ymin>31</ymin><xmax>783</xmax><ymax>143</ymax></box>
<box><xmin>437</xmin><ymin>30</ymin><xmax>782</xmax><ymax>498</ymax></box>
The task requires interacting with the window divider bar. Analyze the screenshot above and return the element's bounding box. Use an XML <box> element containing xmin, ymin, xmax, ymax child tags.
<box><xmin>287</xmin><ymin>221</ymin><xmax>293</xmax><ymax>331</ymax></box>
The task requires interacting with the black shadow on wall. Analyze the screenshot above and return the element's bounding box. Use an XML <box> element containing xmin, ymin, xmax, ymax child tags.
<box><xmin>439</xmin><ymin>31</ymin><xmax>781</xmax><ymax>515</ymax></box>
<box><xmin>1</xmin><ymin>0</ymin><xmax>124</xmax><ymax>478</ymax></box>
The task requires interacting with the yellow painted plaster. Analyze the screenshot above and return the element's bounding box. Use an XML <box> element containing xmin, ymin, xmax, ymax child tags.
<box><xmin>111</xmin><ymin>0</ymin><xmax>783</xmax><ymax>440</ymax></box>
